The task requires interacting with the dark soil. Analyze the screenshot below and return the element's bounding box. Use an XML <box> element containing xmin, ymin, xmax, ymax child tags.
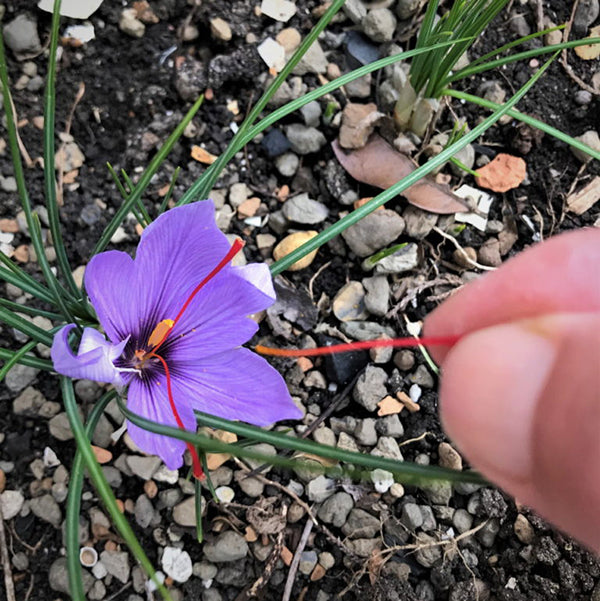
<box><xmin>0</xmin><ymin>1</ymin><xmax>598</xmax><ymax>600</ymax></box>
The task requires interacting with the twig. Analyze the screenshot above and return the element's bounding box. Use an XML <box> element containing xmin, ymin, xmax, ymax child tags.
<box><xmin>560</xmin><ymin>0</ymin><xmax>600</xmax><ymax>96</ymax></box>
<box><xmin>282</xmin><ymin>519</ymin><xmax>313</xmax><ymax>601</ymax></box>
<box><xmin>308</xmin><ymin>260</ymin><xmax>332</xmax><ymax>301</ymax></box>
<box><xmin>432</xmin><ymin>226</ymin><xmax>497</xmax><ymax>271</ymax></box>
<box><xmin>8</xmin><ymin>94</ymin><xmax>34</xmax><ymax>168</ymax></box>
<box><xmin>0</xmin><ymin>504</ymin><xmax>17</xmax><ymax>601</ymax></box>
<box><xmin>56</xmin><ymin>82</ymin><xmax>86</xmax><ymax>206</ymax></box>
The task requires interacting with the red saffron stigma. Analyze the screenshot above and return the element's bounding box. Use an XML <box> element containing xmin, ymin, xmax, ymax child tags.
<box><xmin>151</xmin><ymin>238</ymin><xmax>245</xmax><ymax>354</ymax></box>
<box><xmin>149</xmin><ymin>352</ymin><xmax>205</xmax><ymax>480</ymax></box>
<box><xmin>255</xmin><ymin>335</ymin><xmax>461</xmax><ymax>358</ymax></box>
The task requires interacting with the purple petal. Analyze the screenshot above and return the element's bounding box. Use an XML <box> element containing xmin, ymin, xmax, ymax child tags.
<box><xmin>171</xmin><ymin>348</ymin><xmax>303</xmax><ymax>426</ymax></box>
<box><xmin>51</xmin><ymin>325</ymin><xmax>127</xmax><ymax>386</ymax></box>
<box><xmin>126</xmin><ymin>374</ymin><xmax>196</xmax><ymax>470</ymax></box>
<box><xmin>85</xmin><ymin>250</ymin><xmax>139</xmax><ymax>343</ymax></box>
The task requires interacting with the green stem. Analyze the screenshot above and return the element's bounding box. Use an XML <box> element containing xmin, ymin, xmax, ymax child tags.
<box><xmin>65</xmin><ymin>390</ymin><xmax>116</xmax><ymax>601</ymax></box>
<box><xmin>444</xmin><ymin>88</ymin><xmax>600</xmax><ymax>161</ymax></box>
<box><xmin>61</xmin><ymin>379</ymin><xmax>174</xmax><ymax>601</ymax></box>
<box><xmin>0</xmin><ymin>348</ymin><xmax>52</xmax><ymax>371</ymax></box>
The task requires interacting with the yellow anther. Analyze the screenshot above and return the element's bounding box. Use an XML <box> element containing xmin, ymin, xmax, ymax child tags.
<box><xmin>148</xmin><ymin>319</ymin><xmax>174</xmax><ymax>347</ymax></box>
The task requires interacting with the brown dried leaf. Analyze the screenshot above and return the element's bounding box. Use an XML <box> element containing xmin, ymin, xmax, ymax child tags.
<box><xmin>246</xmin><ymin>498</ymin><xmax>286</xmax><ymax>535</ymax></box>
<box><xmin>332</xmin><ymin>135</ymin><xmax>468</xmax><ymax>214</ymax></box>
<box><xmin>566</xmin><ymin>176</ymin><xmax>600</xmax><ymax>215</ymax></box>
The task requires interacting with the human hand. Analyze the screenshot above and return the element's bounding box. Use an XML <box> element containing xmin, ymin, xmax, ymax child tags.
<box><xmin>424</xmin><ymin>228</ymin><xmax>600</xmax><ymax>551</ymax></box>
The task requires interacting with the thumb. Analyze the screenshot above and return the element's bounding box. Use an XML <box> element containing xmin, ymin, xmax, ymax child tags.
<box><xmin>439</xmin><ymin>312</ymin><xmax>600</xmax><ymax>551</ymax></box>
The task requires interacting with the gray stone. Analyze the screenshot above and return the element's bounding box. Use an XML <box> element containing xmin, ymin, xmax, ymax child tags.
<box><xmin>317</xmin><ymin>492</ymin><xmax>354</xmax><ymax>527</ymax></box>
<box><xmin>477</xmin><ymin>518</ymin><xmax>500</xmax><ymax>548</ymax></box>
<box><xmin>343</xmin><ymin>0</ymin><xmax>367</xmax><ymax>23</ymax></box>
<box><xmin>100</xmin><ymin>550</ymin><xmax>131</xmax><ymax>583</ymax></box>
<box><xmin>353</xmin><ymin>365</ymin><xmax>387</xmax><ymax>411</ymax></box>
<box><xmin>74</xmin><ymin>379</ymin><xmax>103</xmax><ymax>402</ymax></box>
<box><xmin>234</xmin><ymin>471</ymin><xmax>264</xmax><ymax>497</ymax></box>
<box><xmin>371</xmin><ymin>436</ymin><xmax>403</xmax><ymax>461</ymax></box>
<box><xmin>313</xmin><ymin>426</ymin><xmax>336</xmax><ymax>446</ymax></box>
<box><xmin>452</xmin><ymin>508</ymin><xmax>473</xmax><ymax>534</ymax></box>
<box><xmin>342</xmin><ymin>320</ymin><xmax>395</xmax><ymax>341</ymax></box>
<box><xmin>337</xmin><ymin>431</ymin><xmax>360</xmax><ymax>453</ymax></box>
<box><xmin>12</xmin><ymin>551</ymin><xmax>29</xmax><ymax>571</ymax></box>
<box><xmin>423</xmin><ymin>480</ymin><xmax>452</xmax><ymax>505</ymax></box>
<box><xmin>420</xmin><ymin>506</ymin><xmax>436</xmax><ymax>531</ymax></box>
<box><xmin>300</xmin><ymin>101</ymin><xmax>322</xmax><ymax>127</ymax></box>
<box><xmin>342</xmin><ymin>508</ymin><xmax>380</xmax><ymax>539</ymax></box>
<box><xmin>126</xmin><ymin>455</ymin><xmax>162</xmax><ymax>480</ymax></box>
<box><xmin>299</xmin><ymin>550</ymin><xmax>318</xmax><ymax>575</ymax></box>
<box><xmin>282</xmin><ymin>193</ymin><xmax>329</xmax><ymax>224</ymax></box>
<box><xmin>394</xmin><ymin>349</ymin><xmax>415</xmax><ymax>371</ymax></box>
<box><xmin>401</xmin><ymin>502</ymin><xmax>423</xmax><ymax>531</ymax></box>
<box><xmin>342</xmin><ymin>209</ymin><xmax>405</xmax><ymax>257</ymax></box>
<box><xmin>3</xmin><ymin>15</ymin><xmax>42</xmax><ymax>57</ymax></box>
<box><xmin>345</xmin><ymin>73</ymin><xmax>372</xmax><ymax>98</ymax></box>
<box><xmin>414</xmin><ymin>533</ymin><xmax>442</xmax><ymax>567</ymax></box>
<box><xmin>509</xmin><ymin>11</ymin><xmax>531</xmax><ymax>37</ymax></box>
<box><xmin>134</xmin><ymin>494</ymin><xmax>155</xmax><ymax>528</ymax></box>
<box><xmin>119</xmin><ymin>8</ymin><xmax>145</xmax><ymax>38</ymax></box>
<box><xmin>293</xmin><ymin>41</ymin><xmax>328</xmax><ymax>75</ymax></box>
<box><xmin>88</xmin><ymin>581</ymin><xmax>106</xmax><ymax>601</ymax></box>
<box><xmin>13</xmin><ymin>386</ymin><xmax>45</xmax><ymax>415</ymax></box>
<box><xmin>354</xmin><ymin>418</ymin><xmax>378</xmax><ymax>446</ymax></box>
<box><xmin>478</xmin><ymin>237</ymin><xmax>502</xmax><ymax>267</ymax></box>
<box><xmin>0</xmin><ymin>490</ymin><xmax>25</xmax><ymax>520</ymax></box>
<box><xmin>286</xmin><ymin>125</ymin><xmax>327</xmax><ymax>154</ymax></box>
<box><xmin>571</xmin><ymin>130</ymin><xmax>600</xmax><ymax>163</ymax></box>
<box><xmin>48</xmin><ymin>412</ymin><xmax>74</xmax><ymax>441</ymax></box>
<box><xmin>373</xmin><ymin>242</ymin><xmax>419</xmax><ymax>274</ymax></box>
<box><xmin>307</xmin><ymin>475</ymin><xmax>336</xmax><ymax>502</ymax></box>
<box><xmin>376</xmin><ymin>414</ymin><xmax>404</xmax><ymax>438</ymax></box>
<box><xmin>30</xmin><ymin>494</ymin><xmax>62</xmax><ymax>527</ymax></box>
<box><xmin>204</xmin><ymin>531</ymin><xmax>249</xmax><ymax>562</ymax></box>
<box><xmin>275</xmin><ymin>153</ymin><xmax>299</xmax><ymax>177</ymax></box>
<box><xmin>574</xmin><ymin>0</ymin><xmax>599</xmax><ymax>33</ymax></box>
<box><xmin>410</xmin><ymin>364</ymin><xmax>434</xmax><ymax>389</ymax></box>
<box><xmin>363</xmin><ymin>8</ymin><xmax>397</xmax><ymax>43</ymax></box>
<box><xmin>403</xmin><ymin>206</ymin><xmax>437</xmax><ymax>239</ymax></box>
<box><xmin>173</xmin><ymin>496</ymin><xmax>200</xmax><ymax>527</ymax></box>
<box><xmin>347</xmin><ymin>538</ymin><xmax>381</xmax><ymax>557</ymax></box>
<box><xmin>332</xmin><ymin>281</ymin><xmax>368</xmax><ymax>321</ymax></box>
<box><xmin>362</xmin><ymin>276</ymin><xmax>389</xmax><ymax>316</ymax></box>
<box><xmin>5</xmin><ymin>364</ymin><xmax>39</xmax><ymax>393</ymax></box>
<box><xmin>575</xmin><ymin>90</ymin><xmax>592</xmax><ymax>106</ymax></box>
<box><xmin>49</xmin><ymin>557</ymin><xmax>94</xmax><ymax>594</ymax></box>
<box><xmin>91</xmin><ymin>414</ymin><xmax>114</xmax><ymax>448</ymax></box>
<box><xmin>396</xmin><ymin>0</ymin><xmax>420</xmax><ymax>19</ymax></box>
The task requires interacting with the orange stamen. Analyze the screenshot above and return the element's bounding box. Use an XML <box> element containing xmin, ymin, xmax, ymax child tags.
<box><xmin>148</xmin><ymin>352</ymin><xmax>205</xmax><ymax>480</ymax></box>
<box><xmin>255</xmin><ymin>335</ymin><xmax>461</xmax><ymax>357</ymax></box>
<box><xmin>148</xmin><ymin>319</ymin><xmax>174</xmax><ymax>347</ymax></box>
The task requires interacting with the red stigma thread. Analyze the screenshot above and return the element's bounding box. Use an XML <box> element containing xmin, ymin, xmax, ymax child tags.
<box><xmin>149</xmin><ymin>353</ymin><xmax>205</xmax><ymax>480</ymax></box>
<box><xmin>151</xmin><ymin>238</ymin><xmax>245</xmax><ymax>355</ymax></box>
<box><xmin>145</xmin><ymin>238</ymin><xmax>245</xmax><ymax>481</ymax></box>
<box><xmin>255</xmin><ymin>335</ymin><xmax>461</xmax><ymax>357</ymax></box>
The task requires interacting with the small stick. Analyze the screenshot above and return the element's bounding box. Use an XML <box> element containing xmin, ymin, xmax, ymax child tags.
<box><xmin>432</xmin><ymin>226</ymin><xmax>497</xmax><ymax>272</ymax></box>
<box><xmin>0</xmin><ymin>504</ymin><xmax>17</xmax><ymax>601</ymax></box>
<box><xmin>282</xmin><ymin>519</ymin><xmax>314</xmax><ymax>601</ymax></box>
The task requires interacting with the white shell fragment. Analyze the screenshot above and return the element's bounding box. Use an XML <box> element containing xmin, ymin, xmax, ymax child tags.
<box><xmin>257</xmin><ymin>37</ymin><xmax>286</xmax><ymax>71</ymax></box>
<box><xmin>371</xmin><ymin>469</ymin><xmax>395</xmax><ymax>493</ymax></box>
<box><xmin>38</xmin><ymin>0</ymin><xmax>104</xmax><ymax>19</ymax></box>
<box><xmin>79</xmin><ymin>547</ymin><xmax>98</xmax><ymax>568</ymax></box>
<box><xmin>454</xmin><ymin>184</ymin><xmax>494</xmax><ymax>232</ymax></box>
<box><xmin>161</xmin><ymin>547</ymin><xmax>193</xmax><ymax>583</ymax></box>
<box><xmin>261</xmin><ymin>0</ymin><xmax>297</xmax><ymax>22</ymax></box>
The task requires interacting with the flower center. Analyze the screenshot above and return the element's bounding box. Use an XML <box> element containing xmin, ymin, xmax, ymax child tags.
<box><xmin>131</xmin><ymin>238</ymin><xmax>245</xmax><ymax>481</ymax></box>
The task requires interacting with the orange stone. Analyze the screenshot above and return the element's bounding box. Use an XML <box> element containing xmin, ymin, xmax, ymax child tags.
<box><xmin>377</xmin><ymin>395</ymin><xmax>403</xmax><ymax>416</ymax></box>
<box><xmin>0</xmin><ymin>218</ymin><xmax>19</xmax><ymax>233</ymax></box>
<box><xmin>237</xmin><ymin>197</ymin><xmax>261</xmax><ymax>219</ymax></box>
<box><xmin>91</xmin><ymin>445</ymin><xmax>113</xmax><ymax>464</ymax></box>
<box><xmin>475</xmin><ymin>153</ymin><xmax>527</xmax><ymax>193</ymax></box>
<box><xmin>191</xmin><ymin>145</ymin><xmax>218</xmax><ymax>165</ymax></box>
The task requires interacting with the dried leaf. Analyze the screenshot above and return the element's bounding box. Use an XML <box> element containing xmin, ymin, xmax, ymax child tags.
<box><xmin>566</xmin><ymin>176</ymin><xmax>600</xmax><ymax>215</ymax></box>
<box><xmin>475</xmin><ymin>153</ymin><xmax>527</xmax><ymax>193</ymax></box>
<box><xmin>574</xmin><ymin>26</ymin><xmax>600</xmax><ymax>60</ymax></box>
<box><xmin>332</xmin><ymin>135</ymin><xmax>468</xmax><ymax>214</ymax></box>
<box><xmin>246</xmin><ymin>497</ymin><xmax>286</xmax><ymax>535</ymax></box>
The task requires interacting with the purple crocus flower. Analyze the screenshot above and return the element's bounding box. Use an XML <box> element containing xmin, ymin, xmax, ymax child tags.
<box><xmin>52</xmin><ymin>201</ymin><xmax>302</xmax><ymax>475</ymax></box>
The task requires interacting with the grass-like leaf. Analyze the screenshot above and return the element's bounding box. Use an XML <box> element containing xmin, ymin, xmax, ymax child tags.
<box><xmin>61</xmin><ymin>378</ymin><xmax>174</xmax><ymax>601</ymax></box>
<box><xmin>269</xmin><ymin>53</ymin><xmax>559</xmax><ymax>274</ymax></box>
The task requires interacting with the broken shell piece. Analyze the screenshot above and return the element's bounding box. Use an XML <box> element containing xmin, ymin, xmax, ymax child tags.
<box><xmin>79</xmin><ymin>547</ymin><xmax>98</xmax><ymax>568</ymax></box>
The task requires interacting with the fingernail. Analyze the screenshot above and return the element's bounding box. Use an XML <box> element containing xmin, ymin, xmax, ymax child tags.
<box><xmin>440</xmin><ymin>322</ymin><xmax>558</xmax><ymax>482</ymax></box>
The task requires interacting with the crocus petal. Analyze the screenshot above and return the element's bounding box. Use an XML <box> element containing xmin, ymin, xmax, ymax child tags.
<box><xmin>85</xmin><ymin>250</ymin><xmax>140</xmax><ymax>343</ymax></box>
<box><xmin>126</xmin><ymin>374</ymin><xmax>196</xmax><ymax>470</ymax></box>
<box><xmin>51</xmin><ymin>325</ymin><xmax>127</xmax><ymax>386</ymax></box>
<box><xmin>171</xmin><ymin>348</ymin><xmax>303</xmax><ymax>426</ymax></box>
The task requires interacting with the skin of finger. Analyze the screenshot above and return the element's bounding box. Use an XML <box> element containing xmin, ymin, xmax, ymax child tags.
<box><xmin>439</xmin><ymin>313</ymin><xmax>600</xmax><ymax>551</ymax></box>
<box><xmin>424</xmin><ymin>228</ymin><xmax>600</xmax><ymax>364</ymax></box>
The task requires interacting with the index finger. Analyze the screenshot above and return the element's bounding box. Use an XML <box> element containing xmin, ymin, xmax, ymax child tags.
<box><xmin>424</xmin><ymin>228</ymin><xmax>600</xmax><ymax>363</ymax></box>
